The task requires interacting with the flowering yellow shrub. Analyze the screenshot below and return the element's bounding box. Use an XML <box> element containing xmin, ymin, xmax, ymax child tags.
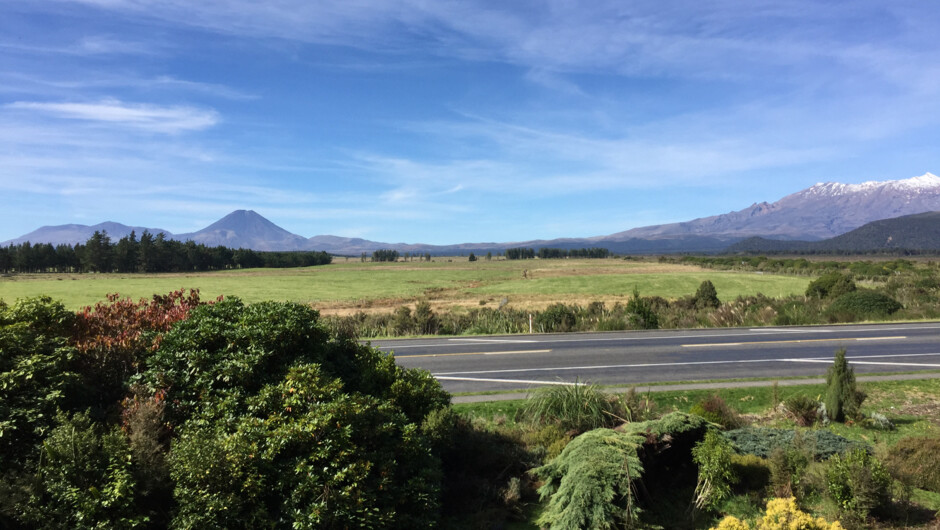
<box><xmin>710</xmin><ymin>497</ymin><xmax>843</xmax><ymax>530</ymax></box>
<box><xmin>713</xmin><ymin>515</ymin><xmax>750</xmax><ymax>530</ymax></box>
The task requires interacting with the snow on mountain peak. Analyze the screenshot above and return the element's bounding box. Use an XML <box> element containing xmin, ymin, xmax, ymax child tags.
<box><xmin>895</xmin><ymin>172</ymin><xmax>940</xmax><ymax>190</ymax></box>
<box><xmin>807</xmin><ymin>172</ymin><xmax>939</xmax><ymax>196</ymax></box>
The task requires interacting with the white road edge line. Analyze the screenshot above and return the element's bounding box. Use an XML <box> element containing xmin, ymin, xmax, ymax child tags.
<box><xmin>447</xmin><ymin>338</ymin><xmax>538</xmax><ymax>344</ymax></box>
<box><xmin>434</xmin><ymin>358</ymin><xmax>775</xmax><ymax>376</ymax></box>
<box><xmin>436</xmin><ymin>376</ymin><xmax>580</xmax><ymax>386</ymax></box>
<box><xmin>433</xmin><ymin>352</ymin><xmax>940</xmax><ymax>377</ymax></box>
<box><xmin>782</xmin><ymin>359</ymin><xmax>940</xmax><ymax>368</ymax></box>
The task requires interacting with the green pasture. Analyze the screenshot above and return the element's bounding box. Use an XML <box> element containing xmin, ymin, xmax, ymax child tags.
<box><xmin>0</xmin><ymin>259</ymin><xmax>810</xmax><ymax>310</ymax></box>
<box><xmin>471</xmin><ymin>270</ymin><xmax>808</xmax><ymax>299</ymax></box>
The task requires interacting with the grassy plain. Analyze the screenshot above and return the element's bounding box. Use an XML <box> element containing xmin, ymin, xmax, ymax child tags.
<box><xmin>0</xmin><ymin>257</ymin><xmax>811</xmax><ymax>314</ymax></box>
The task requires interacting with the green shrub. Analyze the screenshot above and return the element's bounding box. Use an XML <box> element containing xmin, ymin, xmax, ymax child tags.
<box><xmin>0</xmin><ymin>297</ymin><xmax>78</xmax><ymax>471</ymax></box>
<box><xmin>537</xmin><ymin>304</ymin><xmax>578</xmax><ymax>332</ymax></box>
<box><xmin>393</xmin><ymin>305</ymin><xmax>415</xmax><ymax>335</ymax></box>
<box><xmin>413</xmin><ymin>300</ymin><xmax>439</xmax><ymax>335</ymax></box>
<box><xmin>170</xmin><ymin>364</ymin><xmax>443</xmax><ymax>530</ymax></box>
<box><xmin>724</xmin><ymin>428</ymin><xmax>864</xmax><ymax>460</ymax></box>
<box><xmin>772</xmin><ymin>298</ymin><xmax>822</xmax><ymax>326</ymax></box>
<box><xmin>806</xmin><ymin>272</ymin><xmax>857</xmax><ymax>299</ymax></box>
<box><xmin>524</xmin><ymin>382</ymin><xmax>624</xmax><ymax>433</ymax></box>
<box><xmin>885</xmin><ymin>436</ymin><xmax>940</xmax><ymax>493</ymax></box>
<box><xmin>730</xmin><ymin>453</ymin><xmax>771</xmax><ymax>492</ymax></box>
<box><xmin>534</xmin><ymin>429</ymin><xmax>646</xmax><ymax>529</ymax></box>
<box><xmin>141</xmin><ymin>298</ymin><xmax>448</xmax><ymax>427</ymax></box>
<box><xmin>625</xmin><ymin>287</ymin><xmax>659</xmax><ymax>329</ymax></box>
<box><xmin>623</xmin><ymin>411</ymin><xmax>710</xmax><ymax>439</ymax></box>
<box><xmin>826</xmin><ymin>448</ymin><xmax>892</xmax><ymax>525</ymax></box>
<box><xmin>21</xmin><ymin>411</ymin><xmax>146</xmax><ymax>529</ymax></box>
<box><xmin>827</xmin><ymin>290</ymin><xmax>902</xmax><ymax>320</ymax></box>
<box><xmin>521</xmin><ymin>423</ymin><xmax>573</xmax><ymax>462</ymax></box>
<box><xmin>692</xmin><ymin>430</ymin><xmax>738</xmax><ymax>512</ymax></box>
<box><xmin>783</xmin><ymin>394</ymin><xmax>819</xmax><ymax>426</ymax></box>
<box><xmin>768</xmin><ymin>442</ymin><xmax>811</xmax><ymax>499</ymax></box>
<box><xmin>692</xmin><ymin>280</ymin><xmax>721</xmax><ymax>309</ymax></box>
<box><xmin>689</xmin><ymin>394</ymin><xmax>743</xmax><ymax>430</ymax></box>
<box><xmin>825</xmin><ymin>348</ymin><xmax>865</xmax><ymax>423</ymax></box>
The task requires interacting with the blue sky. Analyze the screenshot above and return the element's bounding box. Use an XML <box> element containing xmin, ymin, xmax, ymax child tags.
<box><xmin>2</xmin><ymin>1</ymin><xmax>939</xmax><ymax>244</ymax></box>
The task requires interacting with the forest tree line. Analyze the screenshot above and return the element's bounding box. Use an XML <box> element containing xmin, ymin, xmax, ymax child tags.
<box><xmin>505</xmin><ymin>247</ymin><xmax>611</xmax><ymax>259</ymax></box>
<box><xmin>0</xmin><ymin>230</ymin><xmax>332</xmax><ymax>274</ymax></box>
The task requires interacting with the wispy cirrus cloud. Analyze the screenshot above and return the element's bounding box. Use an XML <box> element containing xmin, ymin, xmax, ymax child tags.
<box><xmin>51</xmin><ymin>1</ymin><xmax>938</xmax><ymax>85</ymax></box>
<box><xmin>5</xmin><ymin>99</ymin><xmax>219</xmax><ymax>133</ymax></box>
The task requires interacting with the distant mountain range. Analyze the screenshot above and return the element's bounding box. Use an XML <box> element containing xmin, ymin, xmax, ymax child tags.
<box><xmin>726</xmin><ymin>211</ymin><xmax>940</xmax><ymax>254</ymax></box>
<box><xmin>4</xmin><ymin>172</ymin><xmax>940</xmax><ymax>254</ymax></box>
<box><xmin>602</xmin><ymin>172</ymin><xmax>940</xmax><ymax>242</ymax></box>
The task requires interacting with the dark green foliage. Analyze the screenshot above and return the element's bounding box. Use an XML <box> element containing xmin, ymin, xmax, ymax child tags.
<box><xmin>392</xmin><ymin>301</ymin><xmax>438</xmax><ymax>336</ymax></box>
<box><xmin>140</xmin><ymin>298</ymin><xmax>449</xmax><ymax>428</ymax></box>
<box><xmin>524</xmin><ymin>382</ymin><xmax>624</xmax><ymax>433</ymax></box>
<box><xmin>170</xmin><ymin>364</ymin><xmax>442</xmax><ymax>529</ymax></box>
<box><xmin>0</xmin><ymin>297</ymin><xmax>79</xmax><ymax>471</ymax></box>
<box><xmin>729</xmin><ymin>453</ymin><xmax>771</xmax><ymax>492</ymax></box>
<box><xmin>467</xmin><ymin>252</ymin><xmax>477</xmax><ymax>262</ymax></box>
<box><xmin>783</xmin><ymin>394</ymin><xmax>819</xmax><ymax>426</ymax></box>
<box><xmin>768</xmin><ymin>441</ymin><xmax>811</xmax><ymax>499</ymax></box>
<box><xmin>723</xmin><ymin>427</ymin><xmax>864</xmax><ymax>460</ymax></box>
<box><xmin>621</xmin><ymin>413</ymin><xmax>711</xmax><ymax>526</ymax></box>
<box><xmin>534</xmin><ymin>429</ymin><xmax>646</xmax><ymax>529</ymax></box>
<box><xmin>505</xmin><ymin>247</ymin><xmax>535</xmax><ymax>260</ymax></box>
<box><xmin>21</xmin><ymin>411</ymin><xmax>147</xmax><ymax>529</ymax></box>
<box><xmin>625</xmin><ymin>286</ymin><xmax>659</xmax><ymax>329</ymax></box>
<box><xmin>827</xmin><ymin>290</ymin><xmax>902</xmax><ymax>319</ymax></box>
<box><xmin>393</xmin><ymin>305</ymin><xmax>415</xmax><ymax>335</ymax></box>
<box><xmin>806</xmin><ymin>272</ymin><xmax>857</xmax><ymax>299</ymax></box>
<box><xmin>692</xmin><ymin>280</ymin><xmax>721</xmax><ymax>309</ymax></box>
<box><xmin>688</xmin><ymin>393</ymin><xmax>743</xmax><ymax>430</ymax></box>
<box><xmin>692</xmin><ymin>430</ymin><xmax>738</xmax><ymax>512</ymax></box>
<box><xmin>885</xmin><ymin>436</ymin><xmax>940</xmax><ymax>493</ymax></box>
<box><xmin>623</xmin><ymin>411</ymin><xmax>710</xmax><ymax>439</ymax></box>
<box><xmin>537</xmin><ymin>247</ymin><xmax>611</xmax><ymax>259</ymax></box>
<box><xmin>137</xmin><ymin>299</ymin><xmax>450</xmax><ymax>527</ymax></box>
<box><xmin>423</xmin><ymin>408</ymin><xmax>536</xmax><ymax>526</ymax></box>
<box><xmin>825</xmin><ymin>348</ymin><xmax>865</xmax><ymax>423</ymax></box>
<box><xmin>826</xmin><ymin>448</ymin><xmax>892</xmax><ymax>524</ymax></box>
<box><xmin>537</xmin><ymin>303</ymin><xmax>578</xmax><ymax>332</ymax></box>
<box><xmin>371</xmin><ymin>248</ymin><xmax>399</xmax><ymax>262</ymax></box>
<box><xmin>0</xmin><ymin>231</ymin><xmax>330</xmax><ymax>273</ymax></box>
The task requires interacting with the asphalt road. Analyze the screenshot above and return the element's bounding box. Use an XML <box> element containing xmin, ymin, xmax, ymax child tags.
<box><xmin>370</xmin><ymin>322</ymin><xmax>940</xmax><ymax>394</ymax></box>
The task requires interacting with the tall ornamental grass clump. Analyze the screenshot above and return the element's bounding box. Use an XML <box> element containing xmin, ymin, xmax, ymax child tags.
<box><xmin>524</xmin><ymin>382</ymin><xmax>625</xmax><ymax>433</ymax></box>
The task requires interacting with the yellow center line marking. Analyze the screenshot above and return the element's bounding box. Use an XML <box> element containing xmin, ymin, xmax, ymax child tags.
<box><xmin>396</xmin><ymin>349</ymin><xmax>552</xmax><ymax>359</ymax></box>
<box><xmin>682</xmin><ymin>336</ymin><xmax>906</xmax><ymax>348</ymax></box>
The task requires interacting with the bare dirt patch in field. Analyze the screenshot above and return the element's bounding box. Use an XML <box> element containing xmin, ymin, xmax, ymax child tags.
<box><xmin>897</xmin><ymin>402</ymin><xmax>940</xmax><ymax>425</ymax></box>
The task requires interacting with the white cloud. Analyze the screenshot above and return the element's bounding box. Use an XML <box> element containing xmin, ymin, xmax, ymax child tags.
<box><xmin>5</xmin><ymin>99</ymin><xmax>219</xmax><ymax>133</ymax></box>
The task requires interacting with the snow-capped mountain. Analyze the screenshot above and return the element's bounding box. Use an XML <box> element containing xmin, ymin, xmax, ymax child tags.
<box><xmin>5</xmin><ymin>173</ymin><xmax>940</xmax><ymax>254</ymax></box>
<box><xmin>604</xmin><ymin>172</ymin><xmax>940</xmax><ymax>241</ymax></box>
